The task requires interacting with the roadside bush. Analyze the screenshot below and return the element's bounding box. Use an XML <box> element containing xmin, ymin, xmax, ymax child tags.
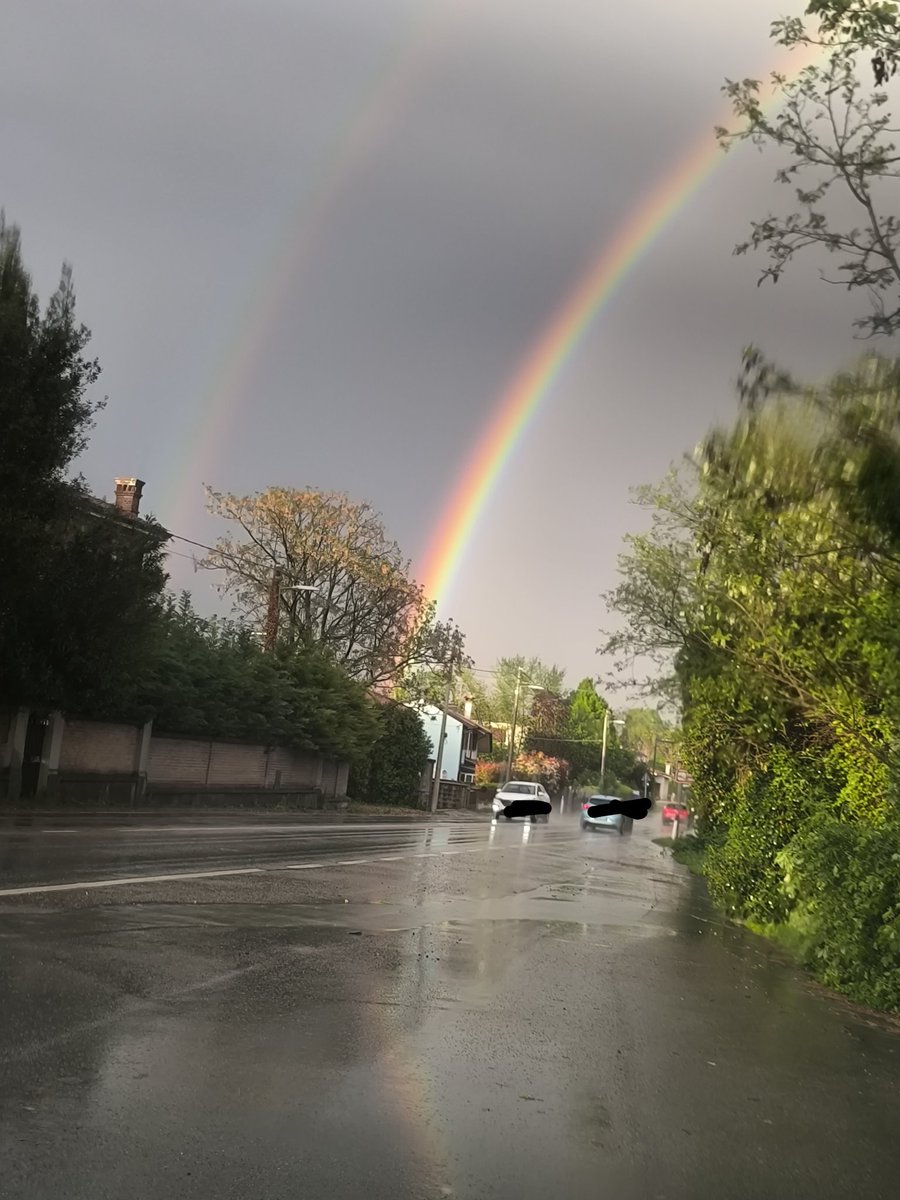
<box><xmin>513</xmin><ymin>750</ymin><xmax>569</xmax><ymax>793</ymax></box>
<box><xmin>778</xmin><ymin>813</ymin><xmax>900</xmax><ymax>1012</ymax></box>
<box><xmin>475</xmin><ymin>759</ymin><xmax>503</xmax><ymax>787</ymax></box>
<box><xmin>364</xmin><ymin>702</ymin><xmax>431</xmax><ymax>807</ymax></box>
<box><xmin>704</xmin><ymin>751</ymin><xmax>825</xmax><ymax>923</ymax></box>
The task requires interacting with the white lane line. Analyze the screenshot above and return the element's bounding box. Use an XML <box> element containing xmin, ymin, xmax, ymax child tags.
<box><xmin>0</xmin><ymin>866</ymin><xmax>265</xmax><ymax>898</ymax></box>
<box><xmin>0</xmin><ymin>836</ymin><xmax>563</xmax><ymax>898</ymax></box>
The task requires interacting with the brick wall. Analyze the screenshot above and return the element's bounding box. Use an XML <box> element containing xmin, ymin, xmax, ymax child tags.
<box><xmin>146</xmin><ymin>737</ymin><xmax>212</xmax><ymax>787</ymax></box>
<box><xmin>59</xmin><ymin>720</ymin><xmax>140</xmax><ymax>774</ymax></box>
<box><xmin>264</xmin><ymin>746</ymin><xmax>323</xmax><ymax>789</ymax></box>
<box><xmin>206</xmin><ymin>741</ymin><xmax>267</xmax><ymax>788</ymax></box>
<box><xmin>147</xmin><ymin>733</ymin><xmax>345</xmax><ymax>798</ymax></box>
<box><xmin>1</xmin><ymin>711</ymin><xmax>349</xmax><ymax>802</ymax></box>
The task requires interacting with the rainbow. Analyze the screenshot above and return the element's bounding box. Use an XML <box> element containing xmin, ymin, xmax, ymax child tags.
<box><xmin>165</xmin><ymin>1</ymin><xmax>460</xmax><ymax>535</ymax></box>
<box><xmin>420</xmin><ymin>47</ymin><xmax>820</xmax><ymax>609</ymax></box>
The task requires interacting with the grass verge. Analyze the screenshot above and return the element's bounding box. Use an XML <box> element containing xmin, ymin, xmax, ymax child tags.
<box><xmin>653</xmin><ymin>833</ymin><xmax>707</xmax><ymax>875</ymax></box>
<box><xmin>345</xmin><ymin>800</ymin><xmax>427</xmax><ymax>816</ymax></box>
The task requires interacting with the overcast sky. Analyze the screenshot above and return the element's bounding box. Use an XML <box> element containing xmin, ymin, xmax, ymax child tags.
<box><xmin>2</xmin><ymin>0</ymin><xmax>870</xmax><ymax>690</ymax></box>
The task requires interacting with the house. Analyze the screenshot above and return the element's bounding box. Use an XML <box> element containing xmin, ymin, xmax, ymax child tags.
<box><xmin>417</xmin><ymin>700</ymin><xmax>493</xmax><ymax>783</ymax></box>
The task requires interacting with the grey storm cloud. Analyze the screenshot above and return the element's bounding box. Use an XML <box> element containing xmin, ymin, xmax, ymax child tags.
<box><xmin>0</xmin><ymin>0</ymin><xmax>867</xmax><ymax>685</ymax></box>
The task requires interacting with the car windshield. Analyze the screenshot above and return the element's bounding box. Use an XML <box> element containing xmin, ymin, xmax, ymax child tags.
<box><xmin>503</xmin><ymin>783</ymin><xmax>537</xmax><ymax>795</ymax></box>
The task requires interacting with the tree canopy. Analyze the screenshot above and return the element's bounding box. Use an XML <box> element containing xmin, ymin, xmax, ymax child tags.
<box><xmin>362</xmin><ymin>701</ymin><xmax>431</xmax><ymax>807</ymax></box>
<box><xmin>202</xmin><ymin>486</ymin><xmax>465</xmax><ymax>688</ymax></box>
<box><xmin>719</xmin><ymin>1</ymin><xmax>900</xmax><ymax>335</ymax></box>
<box><xmin>605</xmin><ymin>352</ymin><xmax>900</xmax><ymax>1009</ymax></box>
<box><xmin>0</xmin><ymin>217</ymin><xmax>166</xmax><ymax>711</ymax></box>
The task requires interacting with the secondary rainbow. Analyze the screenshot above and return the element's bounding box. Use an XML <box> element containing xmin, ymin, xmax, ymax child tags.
<box><xmin>164</xmin><ymin>1</ymin><xmax>459</xmax><ymax>535</ymax></box>
<box><xmin>420</xmin><ymin>47</ymin><xmax>820</xmax><ymax>609</ymax></box>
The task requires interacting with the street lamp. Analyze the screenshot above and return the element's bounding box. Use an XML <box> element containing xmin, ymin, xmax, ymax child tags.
<box><xmin>599</xmin><ymin>711</ymin><xmax>625</xmax><ymax>793</ymax></box>
<box><xmin>264</xmin><ymin>566</ymin><xmax>321</xmax><ymax>651</ymax></box>
<box><xmin>505</xmin><ymin>671</ymin><xmax>543</xmax><ymax>783</ymax></box>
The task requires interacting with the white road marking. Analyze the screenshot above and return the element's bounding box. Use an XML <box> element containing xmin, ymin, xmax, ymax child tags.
<box><xmin>0</xmin><ymin>867</ymin><xmax>264</xmax><ymax>897</ymax></box>
<box><xmin>0</xmin><ymin>833</ymin><xmax>583</xmax><ymax>898</ymax></box>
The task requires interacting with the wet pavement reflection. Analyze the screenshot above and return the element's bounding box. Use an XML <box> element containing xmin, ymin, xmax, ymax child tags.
<box><xmin>1</xmin><ymin>812</ymin><xmax>899</xmax><ymax>1199</ymax></box>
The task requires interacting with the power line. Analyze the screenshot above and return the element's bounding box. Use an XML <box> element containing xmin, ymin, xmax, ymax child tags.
<box><xmin>168</xmin><ymin>531</ymin><xmax>219</xmax><ymax>555</ymax></box>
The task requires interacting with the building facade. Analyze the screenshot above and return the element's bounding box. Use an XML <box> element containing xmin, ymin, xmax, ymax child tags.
<box><xmin>417</xmin><ymin>703</ymin><xmax>492</xmax><ymax>783</ymax></box>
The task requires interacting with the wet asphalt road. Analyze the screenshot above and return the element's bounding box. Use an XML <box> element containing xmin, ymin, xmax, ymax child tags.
<box><xmin>2</xmin><ymin>811</ymin><xmax>899</xmax><ymax>1199</ymax></box>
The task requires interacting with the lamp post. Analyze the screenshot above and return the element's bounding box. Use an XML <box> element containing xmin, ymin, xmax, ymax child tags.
<box><xmin>505</xmin><ymin>671</ymin><xmax>542</xmax><ymax>783</ymax></box>
<box><xmin>599</xmin><ymin>710</ymin><xmax>625</xmax><ymax>793</ymax></box>
<box><xmin>263</xmin><ymin>566</ymin><xmax>320</xmax><ymax>652</ymax></box>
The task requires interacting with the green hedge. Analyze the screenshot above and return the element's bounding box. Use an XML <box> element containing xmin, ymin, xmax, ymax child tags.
<box><xmin>703</xmin><ymin>751</ymin><xmax>823</xmax><ymax>923</ymax></box>
<box><xmin>362</xmin><ymin>702</ymin><xmax>431</xmax><ymax>807</ymax></box>
<box><xmin>778</xmin><ymin>814</ymin><xmax>900</xmax><ymax>1011</ymax></box>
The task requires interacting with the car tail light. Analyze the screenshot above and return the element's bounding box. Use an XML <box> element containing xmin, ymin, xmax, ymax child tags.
<box><xmin>581</xmin><ymin>802</ymin><xmax>591</xmax><ymax>810</ymax></box>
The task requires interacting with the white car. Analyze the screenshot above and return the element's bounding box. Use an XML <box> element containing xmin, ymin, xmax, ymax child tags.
<box><xmin>492</xmin><ymin>780</ymin><xmax>551</xmax><ymax>820</ymax></box>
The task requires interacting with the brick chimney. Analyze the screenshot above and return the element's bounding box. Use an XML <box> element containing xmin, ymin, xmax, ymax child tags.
<box><xmin>114</xmin><ymin>477</ymin><xmax>145</xmax><ymax>517</ymax></box>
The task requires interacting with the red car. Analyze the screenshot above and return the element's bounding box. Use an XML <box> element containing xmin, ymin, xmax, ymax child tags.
<box><xmin>661</xmin><ymin>800</ymin><xmax>690</xmax><ymax>825</ymax></box>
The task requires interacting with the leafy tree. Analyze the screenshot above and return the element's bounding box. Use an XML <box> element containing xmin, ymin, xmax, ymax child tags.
<box><xmin>484</xmin><ymin>656</ymin><xmax>566</xmax><ymax>726</ymax></box>
<box><xmin>363</xmin><ymin>700</ymin><xmax>431</xmax><ymax>806</ymax></box>
<box><xmin>605</xmin><ymin>353</ymin><xmax>900</xmax><ymax>1007</ymax></box>
<box><xmin>529</xmin><ymin>688</ymin><xmax>569</xmax><ymax>732</ymax></box>
<box><xmin>621</xmin><ymin>708</ymin><xmax>670</xmax><ymax>765</ymax></box>
<box><xmin>719</xmin><ymin>2</ymin><xmax>900</xmax><ymax>335</ymax></box>
<box><xmin>804</xmin><ymin>1</ymin><xmax>900</xmax><ymax>51</ymax></box>
<box><xmin>521</xmin><ymin>677</ymin><xmax>642</xmax><ymax>787</ymax></box>
<box><xmin>511</xmin><ymin>750</ymin><xmax>569</xmax><ymax>793</ymax></box>
<box><xmin>0</xmin><ymin>217</ymin><xmax>166</xmax><ymax>711</ymax></box>
<box><xmin>202</xmin><ymin>486</ymin><xmax>466</xmax><ymax>687</ymax></box>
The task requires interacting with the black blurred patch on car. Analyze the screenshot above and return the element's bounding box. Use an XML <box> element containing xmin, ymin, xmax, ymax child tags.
<box><xmin>587</xmin><ymin>797</ymin><xmax>652</xmax><ymax>820</ymax></box>
<box><xmin>502</xmin><ymin>800</ymin><xmax>552</xmax><ymax>820</ymax></box>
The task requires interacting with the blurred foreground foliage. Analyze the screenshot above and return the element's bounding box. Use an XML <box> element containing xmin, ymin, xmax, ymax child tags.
<box><xmin>607</xmin><ymin>353</ymin><xmax>900</xmax><ymax>1011</ymax></box>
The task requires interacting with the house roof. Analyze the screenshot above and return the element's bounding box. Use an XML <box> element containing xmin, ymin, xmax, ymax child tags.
<box><xmin>443</xmin><ymin>705</ymin><xmax>492</xmax><ymax>736</ymax></box>
<box><xmin>77</xmin><ymin>490</ymin><xmax>169</xmax><ymax>541</ymax></box>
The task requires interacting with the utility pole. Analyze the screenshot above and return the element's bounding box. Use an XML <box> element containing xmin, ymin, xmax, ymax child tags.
<box><xmin>430</xmin><ymin>658</ymin><xmax>457</xmax><ymax>813</ymax></box>
<box><xmin>646</xmin><ymin>732</ymin><xmax>659</xmax><ymax>798</ymax></box>
<box><xmin>505</xmin><ymin>668</ymin><xmax>524</xmax><ymax>783</ymax></box>
<box><xmin>600</xmin><ymin>708</ymin><xmax>610</xmax><ymax>793</ymax></box>
<box><xmin>600</xmin><ymin>709</ymin><xmax>624</xmax><ymax>793</ymax></box>
<box><xmin>264</xmin><ymin>565</ymin><xmax>283</xmax><ymax>652</ymax></box>
<box><xmin>430</xmin><ymin>673</ymin><xmax>452</xmax><ymax>813</ymax></box>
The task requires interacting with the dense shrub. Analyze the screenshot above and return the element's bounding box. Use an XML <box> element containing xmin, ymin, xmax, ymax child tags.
<box><xmin>475</xmin><ymin>759</ymin><xmax>503</xmax><ymax>787</ymax></box>
<box><xmin>778</xmin><ymin>813</ymin><xmax>900</xmax><ymax>1012</ymax></box>
<box><xmin>364</xmin><ymin>702</ymin><xmax>431</xmax><ymax>807</ymax></box>
<box><xmin>136</xmin><ymin>595</ymin><xmax>378</xmax><ymax>762</ymax></box>
<box><xmin>704</xmin><ymin>751</ymin><xmax>826</xmax><ymax>923</ymax></box>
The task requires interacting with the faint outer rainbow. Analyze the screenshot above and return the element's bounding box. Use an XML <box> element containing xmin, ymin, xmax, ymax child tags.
<box><xmin>419</xmin><ymin>48</ymin><xmax>819</xmax><ymax>609</ymax></box>
<box><xmin>165</xmin><ymin>0</ymin><xmax>459</xmax><ymax>533</ymax></box>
